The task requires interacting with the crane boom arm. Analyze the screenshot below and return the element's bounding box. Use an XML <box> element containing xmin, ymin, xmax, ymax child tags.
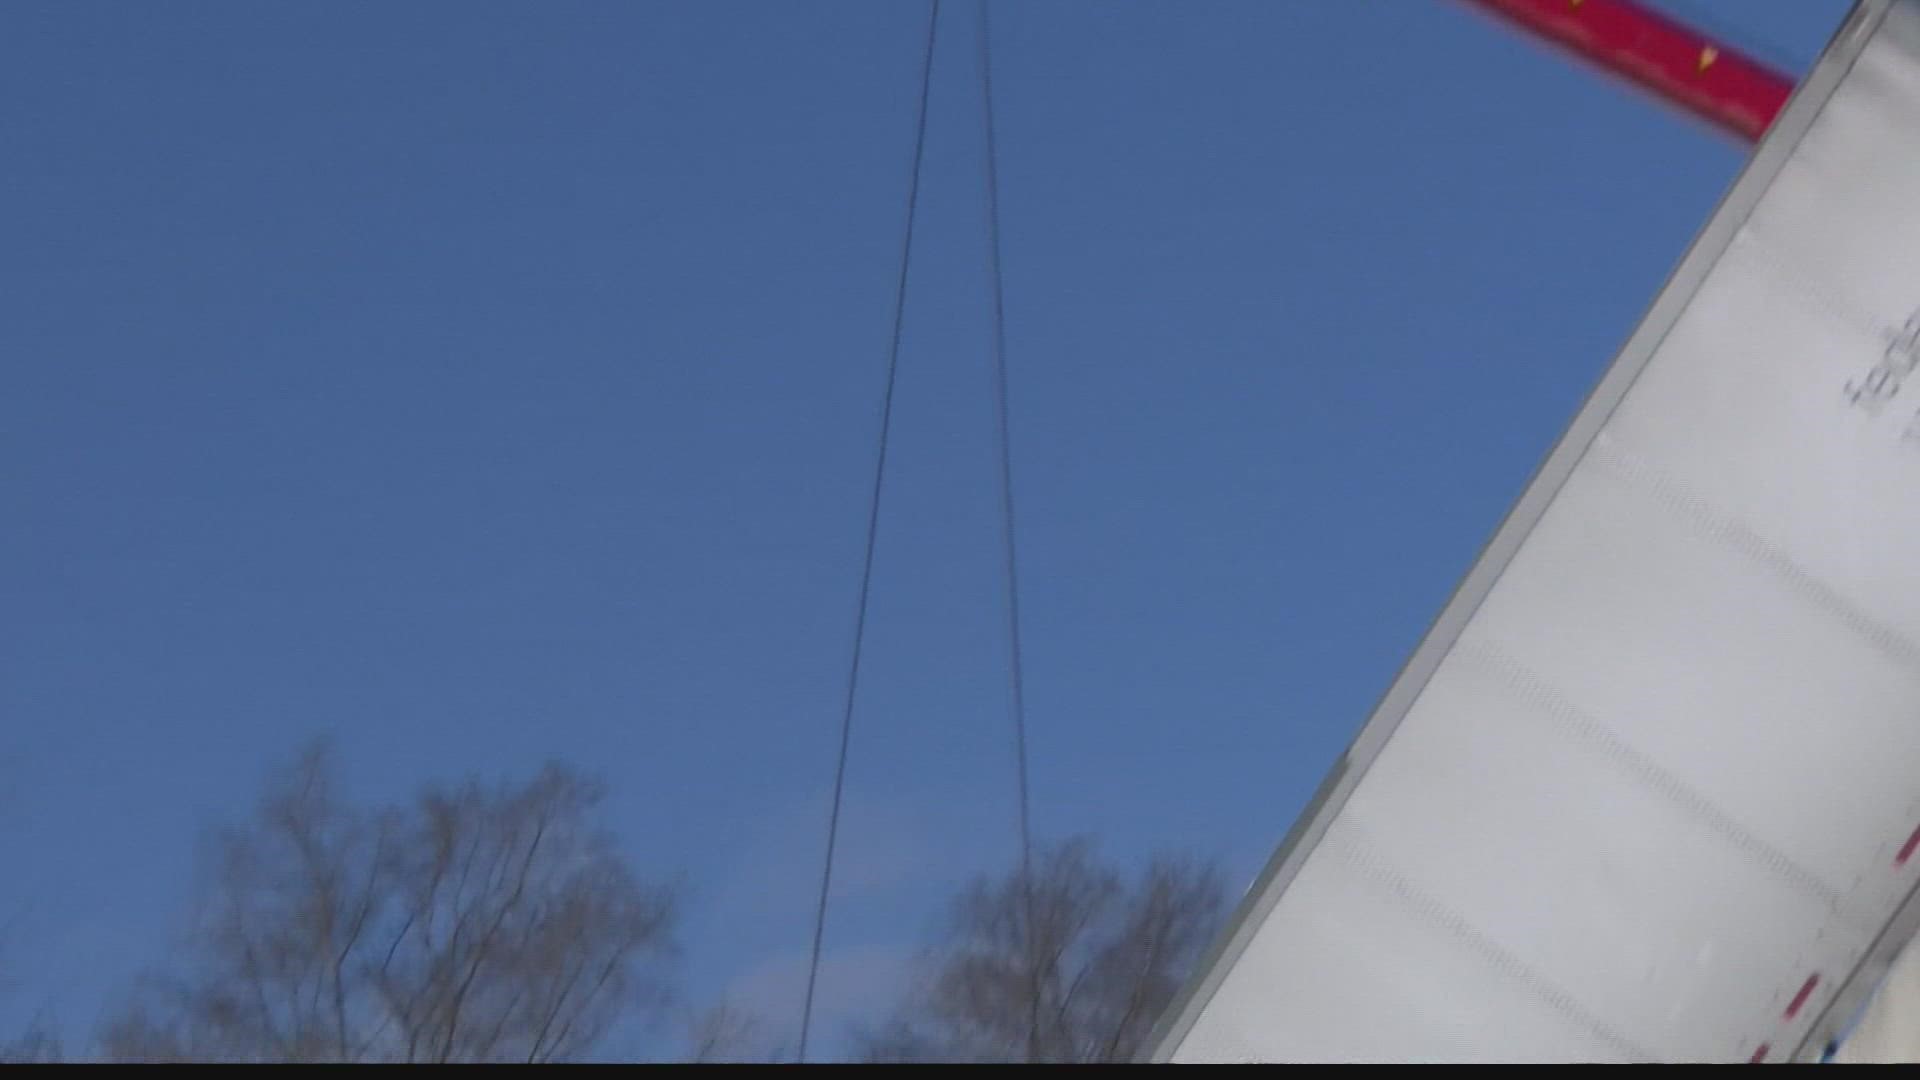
<box><xmin>1461</xmin><ymin>0</ymin><xmax>1797</xmax><ymax>142</ymax></box>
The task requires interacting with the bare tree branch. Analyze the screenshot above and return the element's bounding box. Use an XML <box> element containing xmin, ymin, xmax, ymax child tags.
<box><xmin>862</xmin><ymin>837</ymin><xmax>1224</xmax><ymax>1064</ymax></box>
<box><xmin>101</xmin><ymin>743</ymin><xmax>678</xmax><ymax>1063</ymax></box>
<box><xmin>0</xmin><ymin>934</ymin><xmax>61</xmax><ymax>1065</ymax></box>
<box><xmin>683</xmin><ymin>999</ymin><xmax>781</xmax><ymax>1064</ymax></box>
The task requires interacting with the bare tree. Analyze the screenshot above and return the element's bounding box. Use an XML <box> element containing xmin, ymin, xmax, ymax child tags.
<box><xmin>0</xmin><ymin>899</ymin><xmax>62</xmax><ymax>1063</ymax></box>
<box><xmin>0</xmin><ymin>948</ymin><xmax>58</xmax><ymax>1067</ymax></box>
<box><xmin>683</xmin><ymin>998</ymin><xmax>783</xmax><ymax>1063</ymax></box>
<box><xmin>102</xmin><ymin>743</ymin><xmax>678</xmax><ymax>1063</ymax></box>
<box><xmin>0</xmin><ymin>1023</ymin><xmax>60</xmax><ymax>1065</ymax></box>
<box><xmin>860</xmin><ymin>836</ymin><xmax>1225</xmax><ymax>1063</ymax></box>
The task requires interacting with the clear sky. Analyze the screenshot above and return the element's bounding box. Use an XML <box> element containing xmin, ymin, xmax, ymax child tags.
<box><xmin>0</xmin><ymin>0</ymin><xmax>1858</xmax><ymax>1061</ymax></box>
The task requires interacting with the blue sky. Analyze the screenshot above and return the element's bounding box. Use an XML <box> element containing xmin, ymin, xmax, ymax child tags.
<box><xmin>0</xmin><ymin>0</ymin><xmax>1856</xmax><ymax>1060</ymax></box>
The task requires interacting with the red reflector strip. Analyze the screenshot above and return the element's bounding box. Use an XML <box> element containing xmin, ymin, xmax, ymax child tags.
<box><xmin>1459</xmin><ymin>0</ymin><xmax>1796</xmax><ymax>143</ymax></box>
<box><xmin>1897</xmin><ymin>823</ymin><xmax>1920</xmax><ymax>866</ymax></box>
<box><xmin>1749</xmin><ymin>1042</ymin><xmax>1770</xmax><ymax>1063</ymax></box>
<box><xmin>1785</xmin><ymin>973</ymin><xmax>1820</xmax><ymax>1020</ymax></box>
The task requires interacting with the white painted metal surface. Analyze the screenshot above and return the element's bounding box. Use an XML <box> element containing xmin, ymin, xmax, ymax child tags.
<box><xmin>1153</xmin><ymin>1</ymin><xmax>1920</xmax><ymax>1063</ymax></box>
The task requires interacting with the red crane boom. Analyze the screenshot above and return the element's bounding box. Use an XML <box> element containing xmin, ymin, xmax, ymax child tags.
<box><xmin>1461</xmin><ymin>0</ymin><xmax>1797</xmax><ymax>143</ymax></box>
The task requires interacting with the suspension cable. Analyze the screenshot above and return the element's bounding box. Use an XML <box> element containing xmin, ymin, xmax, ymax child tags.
<box><xmin>976</xmin><ymin>0</ymin><xmax>1042</xmax><ymax>1062</ymax></box>
<box><xmin>797</xmin><ymin>0</ymin><xmax>942</xmax><ymax>1062</ymax></box>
